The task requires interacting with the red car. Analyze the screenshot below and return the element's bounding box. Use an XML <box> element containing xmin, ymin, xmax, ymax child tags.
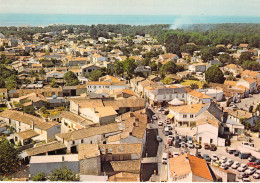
<box><xmin>168</xmin><ymin>152</ymin><xmax>173</xmax><ymax>158</ymax></box>
<box><xmin>167</xmin><ymin>139</ymin><xmax>173</xmax><ymax>146</ymax></box>
<box><xmin>247</xmin><ymin>162</ymin><xmax>260</xmax><ymax>169</ymax></box>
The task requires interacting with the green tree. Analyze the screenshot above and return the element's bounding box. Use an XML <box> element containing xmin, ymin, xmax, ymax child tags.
<box><xmin>205</xmin><ymin>66</ymin><xmax>225</xmax><ymax>84</ymax></box>
<box><xmin>6</xmin><ymin>75</ymin><xmax>18</xmax><ymax>90</ymax></box>
<box><xmin>32</xmin><ymin>172</ymin><xmax>46</xmax><ymax>181</ymax></box>
<box><xmin>239</xmin><ymin>52</ymin><xmax>252</xmax><ymax>64</ymax></box>
<box><xmin>218</xmin><ymin>53</ymin><xmax>233</xmax><ymax>65</ymax></box>
<box><xmin>23</xmin><ymin>106</ymin><xmax>37</xmax><ymax>116</ymax></box>
<box><xmin>202</xmin><ymin>83</ymin><xmax>209</xmax><ymax>89</ymax></box>
<box><xmin>39</xmin><ymin>68</ymin><xmax>46</xmax><ymax>76</ymax></box>
<box><xmin>160</xmin><ymin>61</ymin><xmax>178</xmax><ymax>75</ymax></box>
<box><xmin>122</xmin><ymin>58</ymin><xmax>137</xmax><ymax>78</ymax></box>
<box><xmin>88</xmin><ymin>70</ymin><xmax>102</xmax><ymax>81</ymax></box>
<box><xmin>49</xmin><ymin>166</ymin><xmax>78</xmax><ymax>181</ymax></box>
<box><xmin>63</xmin><ymin>71</ymin><xmax>79</xmax><ymax>86</ymax></box>
<box><xmin>190</xmin><ymin>83</ymin><xmax>199</xmax><ymax>89</ymax></box>
<box><xmin>114</xmin><ymin>61</ymin><xmax>124</xmax><ymax>76</ymax></box>
<box><xmin>50</xmin><ymin>79</ymin><xmax>59</xmax><ymax>88</ymax></box>
<box><xmin>161</xmin><ymin>77</ymin><xmax>172</xmax><ymax>85</ymax></box>
<box><xmin>40</xmin><ymin>106</ymin><xmax>47</xmax><ymax>114</ymax></box>
<box><xmin>201</xmin><ymin>47</ymin><xmax>218</xmax><ymax>62</ymax></box>
<box><xmin>150</xmin><ymin>62</ymin><xmax>158</xmax><ymax>72</ymax></box>
<box><xmin>241</xmin><ymin>61</ymin><xmax>260</xmax><ymax>71</ymax></box>
<box><xmin>0</xmin><ymin>139</ymin><xmax>19</xmax><ymax>175</ymax></box>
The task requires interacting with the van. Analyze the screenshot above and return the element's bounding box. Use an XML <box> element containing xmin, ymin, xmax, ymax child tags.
<box><xmin>239</xmin><ymin>151</ymin><xmax>251</xmax><ymax>159</ymax></box>
<box><xmin>162</xmin><ymin>153</ymin><xmax>168</xmax><ymax>164</ymax></box>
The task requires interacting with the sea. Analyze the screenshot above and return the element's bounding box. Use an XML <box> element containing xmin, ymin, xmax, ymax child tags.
<box><xmin>0</xmin><ymin>14</ymin><xmax>260</xmax><ymax>26</ymax></box>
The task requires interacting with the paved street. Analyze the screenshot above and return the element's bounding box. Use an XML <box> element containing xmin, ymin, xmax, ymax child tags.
<box><xmin>147</xmin><ymin>106</ymin><xmax>260</xmax><ymax>182</ymax></box>
<box><xmin>236</xmin><ymin>93</ymin><xmax>260</xmax><ymax>111</ymax></box>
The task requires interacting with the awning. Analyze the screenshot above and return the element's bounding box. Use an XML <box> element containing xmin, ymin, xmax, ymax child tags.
<box><xmin>168</xmin><ymin>98</ymin><xmax>184</xmax><ymax>106</ymax></box>
<box><xmin>167</xmin><ymin>113</ymin><xmax>174</xmax><ymax>119</ymax></box>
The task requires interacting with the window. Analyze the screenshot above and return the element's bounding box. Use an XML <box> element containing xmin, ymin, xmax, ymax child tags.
<box><xmin>19</xmin><ymin>122</ymin><xmax>21</xmax><ymax>126</ymax></box>
<box><xmin>72</xmin><ymin>141</ymin><xmax>75</xmax><ymax>145</ymax></box>
<box><xmin>90</xmin><ymin>140</ymin><xmax>92</xmax><ymax>144</ymax></box>
<box><xmin>183</xmin><ymin>115</ymin><xmax>187</xmax><ymax>118</ymax></box>
<box><xmin>81</xmin><ymin>139</ymin><xmax>84</xmax><ymax>143</ymax></box>
<box><xmin>190</xmin><ymin>114</ymin><xmax>194</xmax><ymax>118</ymax></box>
<box><xmin>182</xmin><ymin>94</ymin><xmax>185</xmax><ymax>98</ymax></box>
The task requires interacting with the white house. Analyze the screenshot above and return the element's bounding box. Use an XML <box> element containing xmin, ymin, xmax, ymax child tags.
<box><xmin>196</xmin><ymin>110</ymin><xmax>226</xmax><ymax>147</ymax></box>
<box><xmin>237</xmin><ymin>77</ymin><xmax>257</xmax><ymax>93</ymax></box>
<box><xmin>187</xmin><ymin>90</ymin><xmax>212</xmax><ymax>104</ymax></box>
<box><xmin>196</xmin><ymin>89</ymin><xmax>223</xmax><ymax>102</ymax></box>
<box><xmin>169</xmin><ymin>103</ymin><xmax>209</xmax><ymax>127</ymax></box>
<box><xmin>86</xmin><ymin>81</ymin><xmax>126</xmax><ymax>93</ymax></box>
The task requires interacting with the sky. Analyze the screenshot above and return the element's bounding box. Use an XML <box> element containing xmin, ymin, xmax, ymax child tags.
<box><xmin>0</xmin><ymin>0</ymin><xmax>259</xmax><ymax>17</ymax></box>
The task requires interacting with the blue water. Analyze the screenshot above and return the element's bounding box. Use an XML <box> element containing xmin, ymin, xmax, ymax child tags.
<box><xmin>0</xmin><ymin>14</ymin><xmax>259</xmax><ymax>26</ymax></box>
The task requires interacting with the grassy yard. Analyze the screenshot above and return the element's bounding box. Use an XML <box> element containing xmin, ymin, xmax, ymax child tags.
<box><xmin>180</xmin><ymin>80</ymin><xmax>204</xmax><ymax>88</ymax></box>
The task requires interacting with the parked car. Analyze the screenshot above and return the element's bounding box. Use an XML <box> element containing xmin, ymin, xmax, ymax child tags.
<box><xmin>238</xmin><ymin>164</ymin><xmax>248</xmax><ymax>172</ymax></box>
<box><xmin>204</xmin><ymin>143</ymin><xmax>210</xmax><ymax>150</ymax></box>
<box><xmin>242</xmin><ymin>177</ymin><xmax>251</xmax><ymax>182</ymax></box>
<box><xmin>156</xmin><ymin>135</ymin><xmax>162</xmax><ymax>142</ymax></box>
<box><xmin>231</xmin><ymin>161</ymin><xmax>240</xmax><ymax>169</ymax></box>
<box><xmin>195</xmin><ymin>142</ymin><xmax>201</xmax><ymax>149</ymax></box>
<box><xmin>234</xmin><ymin>150</ymin><xmax>240</xmax><ymax>156</ymax></box>
<box><xmin>181</xmin><ymin>136</ymin><xmax>187</xmax><ymax>142</ymax></box>
<box><xmin>210</xmin><ymin>144</ymin><xmax>217</xmax><ymax>151</ymax></box>
<box><xmin>175</xmin><ymin>135</ymin><xmax>180</xmax><ymax>141</ymax></box>
<box><xmin>187</xmin><ymin>136</ymin><xmax>193</xmax><ymax>142</ymax></box>
<box><xmin>220</xmin><ymin>163</ymin><xmax>228</xmax><ymax>170</ymax></box>
<box><xmin>238</xmin><ymin>172</ymin><xmax>249</xmax><ymax>179</ymax></box>
<box><xmin>172</xmin><ymin>152</ymin><xmax>179</xmax><ymax>157</ymax></box>
<box><xmin>239</xmin><ymin>152</ymin><xmax>251</xmax><ymax>159</ymax></box>
<box><xmin>196</xmin><ymin>152</ymin><xmax>202</xmax><ymax>159</ymax></box>
<box><xmin>167</xmin><ymin>139</ymin><xmax>173</xmax><ymax>146</ymax></box>
<box><xmin>168</xmin><ymin>152</ymin><xmax>173</xmax><ymax>158</ymax></box>
<box><xmin>245</xmin><ymin>167</ymin><xmax>256</xmax><ymax>175</ymax></box>
<box><xmin>158</xmin><ymin>121</ymin><xmax>163</xmax><ymax>126</ymax></box>
<box><xmin>159</xmin><ymin>107</ymin><xmax>164</xmax><ymax>112</ymax></box>
<box><xmin>248</xmin><ymin>156</ymin><xmax>256</xmax><ymax>162</ymax></box>
<box><xmin>167</xmin><ymin>125</ymin><xmax>173</xmax><ymax>130</ymax></box>
<box><xmin>203</xmin><ymin>154</ymin><xmax>211</xmax><ymax>162</ymax></box>
<box><xmin>227</xmin><ymin>148</ymin><xmax>236</xmax><ymax>154</ymax></box>
<box><xmin>211</xmin><ymin>154</ymin><xmax>219</xmax><ymax>161</ymax></box>
<box><xmin>181</xmin><ymin>141</ymin><xmax>186</xmax><ymax>148</ymax></box>
<box><xmin>225</xmin><ymin>159</ymin><xmax>234</xmax><ymax>167</ymax></box>
<box><xmin>187</xmin><ymin>141</ymin><xmax>194</xmax><ymax>148</ymax></box>
<box><xmin>162</xmin><ymin>153</ymin><xmax>168</xmax><ymax>164</ymax></box>
<box><xmin>166</xmin><ymin>120</ymin><xmax>171</xmax><ymax>124</ymax></box>
<box><xmin>253</xmin><ymin>170</ymin><xmax>260</xmax><ymax>179</ymax></box>
<box><xmin>220</xmin><ymin>156</ymin><xmax>227</xmax><ymax>163</ymax></box>
<box><xmin>168</xmin><ymin>135</ymin><xmax>174</xmax><ymax>141</ymax></box>
<box><xmin>247</xmin><ymin>161</ymin><xmax>260</xmax><ymax>169</ymax></box>
<box><xmin>152</xmin><ymin>115</ymin><xmax>157</xmax><ymax>120</ymax></box>
<box><xmin>174</xmin><ymin>141</ymin><xmax>180</xmax><ymax>148</ymax></box>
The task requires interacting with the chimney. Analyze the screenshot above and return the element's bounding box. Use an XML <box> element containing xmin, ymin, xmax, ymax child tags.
<box><xmin>93</xmin><ymin>108</ymin><xmax>96</xmax><ymax>113</ymax></box>
<box><xmin>62</xmin><ymin>155</ymin><xmax>64</xmax><ymax>162</ymax></box>
<box><xmin>77</xmin><ymin>104</ymin><xmax>80</xmax><ymax>115</ymax></box>
<box><xmin>62</xmin><ymin>138</ymin><xmax>64</xmax><ymax>143</ymax></box>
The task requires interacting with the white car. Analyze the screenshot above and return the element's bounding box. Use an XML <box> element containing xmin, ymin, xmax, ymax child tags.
<box><xmin>162</xmin><ymin>153</ymin><xmax>168</xmax><ymax>164</ymax></box>
<box><xmin>187</xmin><ymin>141</ymin><xmax>194</xmax><ymax>148</ymax></box>
<box><xmin>158</xmin><ymin>121</ymin><xmax>163</xmax><ymax>126</ymax></box>
<box><xmin>243</xmin><ymin>177</ymin><xmax>251</xmax><ymax>182</ymax></box>
<box><xmin>245</xmin><ymin>167</ymin><xmax>256</xmax><ymax>175</ymax></box>
<box><xmin>220</xmin><ymin>163</ymin><xmax>228</xmax><ymax>170</ymax></box>
<box><xmin>168</xmin><ymin>135</ymin><xmax>174</xmax><ymax>141</ymax></box>
<box><xmin>253</xmin><ymin>170</ymin><xmax>260</xmax><ymax>179</ymax></box>
<box><xmin>220</xmin><ymin>156</ymin><xmax>227</xmax><ymax>163</ymax></box>
<box><xmin>237</xmin><ymin>164</ymin><xmax>248</xmax><ymax>172</ymax></box>
<box><xmin>231</xmin><ymin>161</ymin><xmax>240</xmax><ymax>169</ymax></box>
<box><xmin>225</xmin><ymin>159</ymin><xmax>234</xmax><ymax>167</ymax></box>
<box><xmin>211</xmin><ymin>154</ymin><xmax>219</xmax><ymax>161</ymax></box>
<box><xmin>152</xmin><ymin>115</ymin><xmax>157</xmax><ymax>120</ymax></box>
<box><xmin>172</xmin><ymin>152</ymin><xmax>179</xmax><ymax>157</ymax></box>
